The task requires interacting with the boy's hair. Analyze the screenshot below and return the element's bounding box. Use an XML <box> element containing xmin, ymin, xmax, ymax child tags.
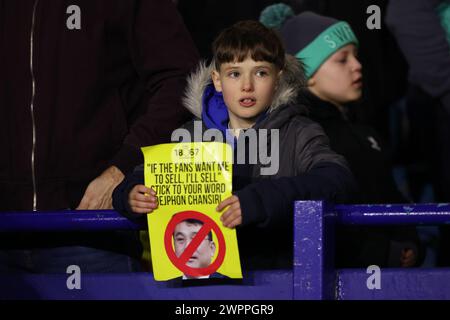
<box><xmin>212</xmin><ymin>20</ymin><xmax>285</xmax><ymax>72</ymax></box>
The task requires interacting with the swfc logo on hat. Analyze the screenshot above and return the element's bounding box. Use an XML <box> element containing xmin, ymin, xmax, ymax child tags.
<box><xmin>260</xmin><ymin>3</ymin><xmax>359</xmax><ymax>79</ymax></box>
<box><xmin>296</xmin><ymin>21</ymin><xmax>359</xmax><ymax>78</ymax></box>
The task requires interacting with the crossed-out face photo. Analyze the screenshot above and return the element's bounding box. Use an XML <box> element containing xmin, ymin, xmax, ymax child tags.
<box><xmin>173</xmin><ymin>219</ymin><xmax>216</xmax><ymax>278</ymax></box>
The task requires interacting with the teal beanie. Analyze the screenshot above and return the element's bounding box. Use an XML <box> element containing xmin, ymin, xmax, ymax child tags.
<box><xmin>260</xmin><ymin>4</ymin><xmax>359</xmax><ymax>78</ymax></box>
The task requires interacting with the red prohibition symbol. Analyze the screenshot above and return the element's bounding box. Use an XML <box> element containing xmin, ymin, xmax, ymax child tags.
<box><xmin>164</xmin><ymin>210</ymin><xmax>226</xmax><ymax>277</ymax></box>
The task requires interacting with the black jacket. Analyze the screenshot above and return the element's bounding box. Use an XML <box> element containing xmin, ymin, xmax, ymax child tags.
<box><xmin>302</xmin><ymin>91</ymin><xmax>405</xmax><ymax>204</ymax></box>
<box><xmin>301</xmin><ymin>91</ymin><xmax>422</xmax><ymax>267</ymax></box>
<box><xmin>0</xmin><ymin>0</ymin><xmax>198</xmax><ymax>211</ymax></box>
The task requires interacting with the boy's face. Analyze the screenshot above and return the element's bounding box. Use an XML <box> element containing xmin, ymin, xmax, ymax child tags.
<box><xmin>174</xmin><ymin>221</ymin><xmax>216</xmax><ymax>270</ymax></box>
<box><xmin>308</xmin><ymin>44</ymin><xmax>362</xmax><ymax>106</ymax></box>
<box><xmin>212</xmin><ymin>56</ymin><xmax>280</xmax><ymax>128</ymax></box>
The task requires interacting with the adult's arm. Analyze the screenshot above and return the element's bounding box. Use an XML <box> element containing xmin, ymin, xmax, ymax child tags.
<box><xmin>78</xmin><ymin>0</ymin><xmax>198</xmax><ymax>209</ymax></box>
<box><xmin>110</xmin><ymin>0</ymin><xmax>199</xmax><ymax>175</ymax></box>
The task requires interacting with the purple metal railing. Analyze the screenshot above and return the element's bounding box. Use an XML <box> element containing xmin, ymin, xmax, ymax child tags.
<box><xmin>294</xmin><ymin>201</ymin><xmax>450</xmax><ymax>300</ymax></box>
<box><xmin>335</xmin><ymin>203</ymin><xmax>450</xmax><ymax>225</ymax></box>
<box><xmin>0</xmin><ymin>210</ymin><xmax>145</xmax><ymax>232</ymax></box>
<box><xmin>2</xmin><ymin>202</ymin><xmax>450</xmax><ymax>299</ymax></box>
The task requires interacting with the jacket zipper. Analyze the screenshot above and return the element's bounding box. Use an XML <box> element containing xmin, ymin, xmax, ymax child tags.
<box><xmin>30</xmin><ymin>0</ymin><xmax>39</xmax><ymax>211</ymax></box>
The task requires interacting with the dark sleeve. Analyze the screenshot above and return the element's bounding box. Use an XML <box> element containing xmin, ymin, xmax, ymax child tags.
<box><xmin>361</xmin><ymin>125</ymin><xmax>409</xmax><ymax>204</ymax></box>
<box><xmin>235</xmin><ymin>122</ymin><xmax>357</xmax><ymax>228</ymax></box>
<box><xmin>294</xmin><ymin>121</ymin><xmax>351</xmax><ymax>173</ymax></box>
<box><xmin>235</xmin><ymin>162</ymin><xmax>357</xmax><ymax>228</ymax></box>
<box><xmin>386</xmin><ymin>0</ymin><xmax>450</xmax><ymax>111</ymax></box>
<box><xmin>110</xmin><ymin>0</ymin><xmax>199</xmax><ymax>174</ymax></box>
<box><xmin>112</xmin><ymin>164</ymin><xmax>145</xmax><ymax>220</ymax></box>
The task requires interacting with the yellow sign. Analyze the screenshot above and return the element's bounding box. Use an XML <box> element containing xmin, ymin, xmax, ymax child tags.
<box><xmin>142</xmin><ymin>142</ymin><xmax>242</xmax><ymax>281</ymax></box>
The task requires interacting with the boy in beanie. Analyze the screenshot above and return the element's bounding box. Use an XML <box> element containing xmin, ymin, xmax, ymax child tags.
<box><xmin>113</xmin><ymin>20</ymin><xmax>357</xmax><ymax>270</ymax></box>
<box><xmin>261</xmin><ymin>4</ymin><xmax>422</xmax><ymax>267</ymax></box>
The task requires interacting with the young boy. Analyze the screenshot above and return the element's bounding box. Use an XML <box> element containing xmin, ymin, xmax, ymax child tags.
<box><xmin>260</xmin><ymin>5</ymin><xmax>422</xmax><ymax>267</ymax></box>
<box><xmin>113</xmin><ymin>20</ymin><xmax>356</xmax><ymax>269</ymax></box>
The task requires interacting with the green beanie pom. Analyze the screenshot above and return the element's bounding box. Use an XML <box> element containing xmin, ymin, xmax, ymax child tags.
<box><xmin>260</xmin><ymin>3</ymin><xmax>295</xmax><ymax>30</ymax></box>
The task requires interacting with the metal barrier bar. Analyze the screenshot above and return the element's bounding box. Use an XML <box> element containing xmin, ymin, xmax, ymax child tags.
<box><xmin>335</xmin><ymin>203</ymin><xmax>450</xmax><ymax>225</ymax></box>
<box><xmin>0</xmin><ymin>209</ymin><xmax>293</xmax><ymax>300</ymax></box>
<box><xmin>3</xmin><ymin>203</ymin><xmax>450</xmax><ymax>231</ymax></box>
<box><xmin>293</xmin><ymin>201</ymin><xmax>450</xmax><ymax>300</ymax></box>
<box><xmin>0</xmin><ymin>271</ymin><xmax>293</xmax><ymax>300</ymax></box>
<box><xmin>2</xmin><ymin>202</ymin><xmax>450</xmax><ymax>300</ymax></box>
<box><xmin>293</xmin><ymin>201</ymin><xmax>335</xmax><ymax>300</ymax></box>
<box><xmin>0</xmin><ymin>210</ymin><xmax>146</xmax><ymax>232</ymax></box>
<box><xmin>336</xmin><ymin>268</ymin><xmax>450</xmax><ymax>300</ymax></box>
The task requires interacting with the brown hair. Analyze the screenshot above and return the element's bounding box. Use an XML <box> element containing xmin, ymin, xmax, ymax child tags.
<box><xmin>212</xmin><ymin>20</ymin><xmax>285</xmax><ymax>71</ymax></box>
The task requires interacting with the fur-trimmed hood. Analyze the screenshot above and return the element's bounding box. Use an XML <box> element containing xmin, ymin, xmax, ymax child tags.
<box><xmin>182</xmin><ymin>54</ymin><xmax>307</xmax><ymax>119</ymax></box>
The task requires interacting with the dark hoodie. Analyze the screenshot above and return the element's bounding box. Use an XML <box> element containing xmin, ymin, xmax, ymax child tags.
<box><xmin>301</xmin><ymin>91</ymin><xmax>423</xmax><ymax>267</ymax></box>
<box><xmin>114</xmin><ymin>56</ymin><xmax>357</xmax><ymax>269</ymax></box>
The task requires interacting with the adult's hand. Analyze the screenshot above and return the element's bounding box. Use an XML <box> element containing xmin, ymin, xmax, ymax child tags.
<box><xmin>77</xmin><ymin>166</ymin><xmax>125</xmax><ymax>210</ymax></box>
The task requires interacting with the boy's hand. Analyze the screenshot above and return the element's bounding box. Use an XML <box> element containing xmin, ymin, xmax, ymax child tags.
<box><xmin>128</xmin><ymin>184</ymin><xmax>158</xmax><ymax>214</ymax></box>
<box><xmin>217</xmin><ymin>195</ymin><xmax>242</xmax><ymax>228</ymax></box>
